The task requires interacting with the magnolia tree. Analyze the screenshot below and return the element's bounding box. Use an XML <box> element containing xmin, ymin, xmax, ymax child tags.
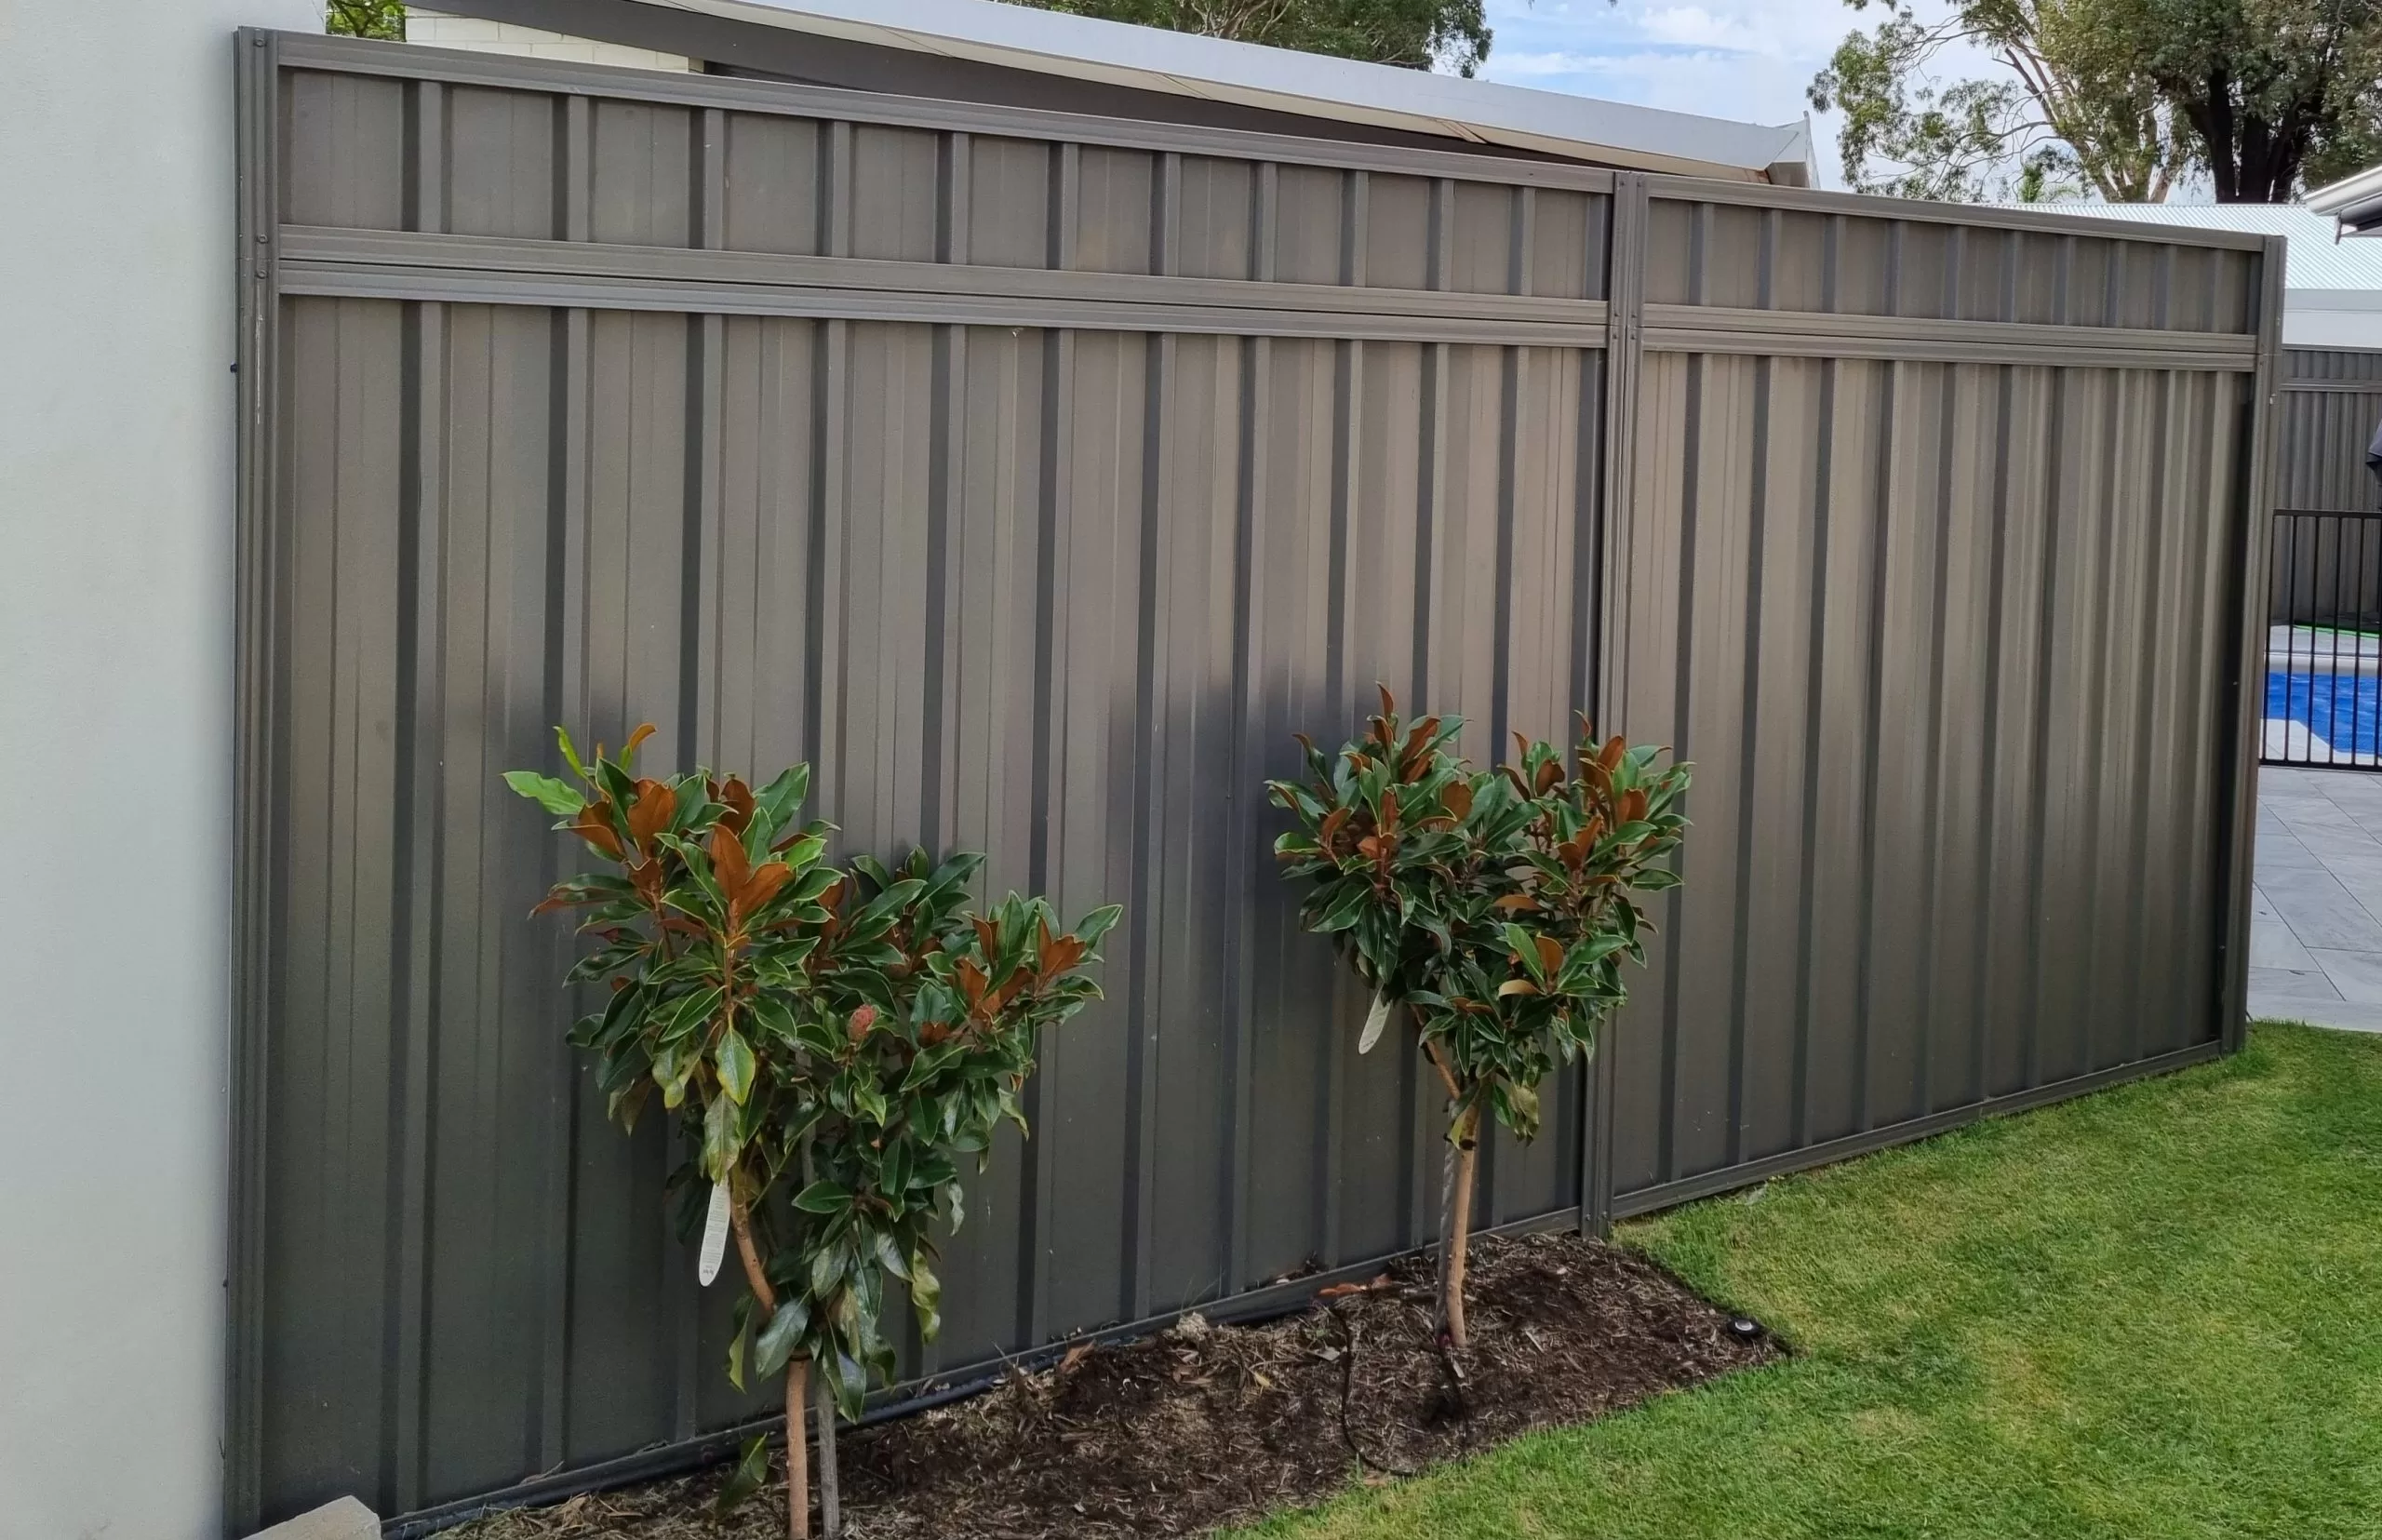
<box><xmin>1268</xmin><ymin>691</ymin><xmax>1689</xmax><ymax>1346</ymax></box>
<box><xmin>509</xmin><ymin>729</ymin><xmax>1117</xmax><ymax>1537</ymax></box>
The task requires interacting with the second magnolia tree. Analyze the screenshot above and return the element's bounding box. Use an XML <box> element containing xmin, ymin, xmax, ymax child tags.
<box><xmin>1268</xmin><ymin>690</ymin><xmax>1689</xmax><ymax>1346</ymax></box>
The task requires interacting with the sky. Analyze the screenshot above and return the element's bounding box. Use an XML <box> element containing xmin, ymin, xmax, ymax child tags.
<box><xmin>1472</xmin><ymin>0</ymin><xmax>2005</xmax><ymax>190</ymax></box>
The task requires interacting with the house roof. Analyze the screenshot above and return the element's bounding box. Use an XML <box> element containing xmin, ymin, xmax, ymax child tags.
<box><xmin>1990</xmin><ymin>202</ymin><xmax>2382</xmax><ymax>302</ymax></box>
<box><xmin>606</xmin><ymin>0</ymin><xmax>1815</xmax><ymax>183</ymax></box>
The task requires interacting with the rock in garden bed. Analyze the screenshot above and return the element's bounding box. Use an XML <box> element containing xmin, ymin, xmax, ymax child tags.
<box><xmin>453</xmin><ymin>1231</ymin><xmax>1779</xmax><ymax>1540</ymax></box>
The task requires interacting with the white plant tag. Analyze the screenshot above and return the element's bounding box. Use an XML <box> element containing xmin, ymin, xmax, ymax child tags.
<box><xmin>1358</xmin><ymin>990</ymin><xmax>1394</xmax><ymax>1054</ymax></box>
<box><xmin>698</xmin><ymin>1183</ymin><xmax>731</xmax><ymax>1286</ymax></box>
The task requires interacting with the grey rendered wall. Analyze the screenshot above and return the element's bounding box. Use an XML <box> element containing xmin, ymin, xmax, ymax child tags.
<box><xmin>231</xmin><ymin>33</ymin><xmax>2278</xmax><ymax>1528</ymax></box>
<box><xmin>0</xmin><ymin>5</ymin><xmax>322</xmax><ymax>1540</ymax></box>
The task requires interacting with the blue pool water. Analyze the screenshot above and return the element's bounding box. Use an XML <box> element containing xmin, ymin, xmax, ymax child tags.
<box><xmin>2268</xmin><ymin>668</ymin><xmax>2382</xmax><ymax>756</ymax></box>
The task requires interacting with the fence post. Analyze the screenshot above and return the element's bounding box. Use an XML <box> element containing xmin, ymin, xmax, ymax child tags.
<box><xmin>2215</xmin><ymin>234</ymin><xmax>2290</xmax><ymax>1054</ymax></box>
<box><xmin>227</xmin><ymin>28</ymin><xmax>283</xmax><ymax>1536</ymax></box>
<box><xmin>1580</xmin><ymin>172</ymin><xmax>1647</xmax><ymax>1239</ymax></box>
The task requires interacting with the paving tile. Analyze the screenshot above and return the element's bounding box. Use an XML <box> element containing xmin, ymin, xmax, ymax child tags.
<box><xmin>2259</xmin><ymin>774</ymin><xmax>2343</xmax><ymax>809</ymax></box>
<box><xmin>2252</xmin><ymin>917</ymin><xmax>2322</xmax><ymax>972</ymax></box>
<box><xmin>2309</xmin><ymin>771</ymin><xmax>2382</xmax><ymax>808</ymax></box>
<box><xmin>2248</xmin><ymin>965</ymin><xmax>2340</xmax><ymax>1000</ymax></box>
<box><xmin>2257</xmin><ymin>807</ymin><xmax>2291</xmax><ymax>837</ymax></box>
<box><xmin>2312</xmin><ymin>848</ymin><xmax>2382</xmax><ymax>915</ymax></box>
<box><xmin>2258</xmin><ymin>865</ymin><xmax>2382</xmax><ymax>951</ymax></box>
<box><xmin>2252</xmin><ymin>885</ymin><xmax>2281</xmax><ymax>925</ymax></box>
<box><xmin>2310</xmin><ymin>948</ymin><xmax>2382</xmax><ymax>1004</ymax></box>
<box><xmin>2268</xmin><ymin>801</ymin><xmax>2382</xmax><ymax>850</ymax></box>
<box><xmin>2260</xmin><ymin>769</ymin><xmax>2336</xmax><ymax>797</ymax></box>
<box><xmin>2258</xmin><ymin>830</ymin><xmax>2327</xmax><ymax>872</ymax></box>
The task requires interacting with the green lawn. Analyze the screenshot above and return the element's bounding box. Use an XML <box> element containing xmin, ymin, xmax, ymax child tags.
<box><xmin>1239</xmin><ymin>1024</ymin><xmax>2382</xmax><ymax>1540</ymax></box>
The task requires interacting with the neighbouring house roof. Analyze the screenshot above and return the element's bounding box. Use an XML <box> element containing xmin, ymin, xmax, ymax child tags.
<box><xmin>1993</xmin><ymin>202</ymin><xmax>2382</xmax><ymax>304</ymax></box>
<box><xmin>423</xmin><ymin>0</ymin><xmax>1815</xmax><ymax>184</ymax></box>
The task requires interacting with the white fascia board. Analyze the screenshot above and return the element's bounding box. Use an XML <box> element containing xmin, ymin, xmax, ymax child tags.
<box><xmin>2291</xmin><ymin>288</ymin><xmax>2382</xmax><ymax>313</ymax></box>
<box><xmin>629</xmin><ymin>0</ymin><xmax>1810</xmax><ymax>181</ymax></box>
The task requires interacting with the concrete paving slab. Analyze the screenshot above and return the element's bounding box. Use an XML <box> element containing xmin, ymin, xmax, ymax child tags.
<box><xmin>2310</xmin><ymin>948</ymin><xmax>2382</xmax><ymax>1004</ymax></box>
<box><xmin>2257</xmin><ymin>831</ymin><xmax>2327</xmax><ymax>872</ymax></box>
<box><xmin>2248</xmin><ymin>965</ymin><xmax>2340</xmax><ymax>1000</ymax></box>
<box><xmin>2250</xmin><ymin>770</ymin><xmax>2382</xmax><ymax>1034</ymax></box>
<box><xmin>2252</xmin><ymin>917</ymin><xmax>2322</xmax><ymax>972</ymax></box>
<box><xmin>2259</xmin><ymin>864</ymin><xmax>2382</xmax><ymax>951</ymax></box>
<box><xmin>245</xmin><ymin>1497</ymin><xmax>378</xmax><ymax>1540</ymax></box>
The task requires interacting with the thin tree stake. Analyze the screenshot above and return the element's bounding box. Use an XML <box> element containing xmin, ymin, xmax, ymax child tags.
<box><xmin>815</xmin><ymin>1363</ymin><xmax>841</xmax><ymax>1535</ymax></box>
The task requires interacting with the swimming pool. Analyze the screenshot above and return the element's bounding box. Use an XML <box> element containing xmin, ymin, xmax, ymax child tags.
<box><xmin>2267</xmin><ymin>668</ymin><xmax>2382</xmax><ymax>760</ymax></box>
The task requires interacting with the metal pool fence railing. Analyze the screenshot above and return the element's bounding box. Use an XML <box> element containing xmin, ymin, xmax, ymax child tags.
<box><xmin>2266</xmin><ymin>510</ymin><xmax>2382</xmax><ymax>769</ymax></box>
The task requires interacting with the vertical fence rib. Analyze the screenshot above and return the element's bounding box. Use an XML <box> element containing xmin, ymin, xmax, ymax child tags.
<box><xmin>1581</xmin><ymin>173</ymin><xmax>1644</xmax><ymax>1238</ymax></box>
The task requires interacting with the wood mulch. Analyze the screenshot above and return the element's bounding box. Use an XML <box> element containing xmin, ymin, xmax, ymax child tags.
<box><xmin>452</xmin><ymin>1230</ymin><xmax>1780</xmax><ymax>1540</ymax></box>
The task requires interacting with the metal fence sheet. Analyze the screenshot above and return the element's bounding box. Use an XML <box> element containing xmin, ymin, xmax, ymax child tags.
<box><xmin>232</xmin><ymin>31</ymin><xmax>2279</xmax><ymax>1528</ymax></box>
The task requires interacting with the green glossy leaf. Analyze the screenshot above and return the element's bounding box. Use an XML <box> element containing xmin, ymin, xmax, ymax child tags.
<box><xmin>503</xmin><ymin>770</ymin><xmax>583</xmax><ymax>817</ymax></box>
<box><xmin>910</xmin><ymin>1256</ymin><xmax>943</xmax><ymax>1341</ymax></box>
<box><xmin>794</xmin><ymin>1179</ymin><xmax>852</xmax><ymax>1214</ymax></box>
<box><xmin>711</xmin><ymin>1433</ymin><xmax>769</xmax><ymax>1519</ymax></box>
<box><xmin>703</xmin><ymin>1092</ymin><xmax>742</xmax><ymax>1183</ymax></box>
<box><xmin>715</xmin><ymin>1026</ymin><xmax>756</xmax><ymax>1105</ymax></box>
<box><xmin>753</xmin><ymin>1296</ymin><xmax>811</xmax><ymax>1377</ymax></box>
<box><xmin>1074</xmin><ymin>904</ymin><xmax>1126</xmax><ymax>950</ymax></box>
<box><xmin>553</xmin><ymin>725</ymin><xmax>587</xmax><ymax>780</ymax></box>
<box><xmin>726</xmin><ymin>1300</ymin><xmax>752</xmax><ymax>1391</ymax></box>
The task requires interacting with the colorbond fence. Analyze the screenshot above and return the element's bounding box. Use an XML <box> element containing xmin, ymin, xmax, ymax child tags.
<box><xmin>2268</xmin><ymin>347</ymin><xmax>2382</xmax><ymax>633</ymax></box>
<box><xmin>229</xmin><ymin>31</ymin><xmax>2281</xmax><ymax>1529</ymax></box>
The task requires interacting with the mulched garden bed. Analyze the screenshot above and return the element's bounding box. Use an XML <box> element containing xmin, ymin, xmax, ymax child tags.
<box><xmin>455</xmin><ymin>1230</ymin><xmax>1780</xmax><ymax>1540</ymax></box>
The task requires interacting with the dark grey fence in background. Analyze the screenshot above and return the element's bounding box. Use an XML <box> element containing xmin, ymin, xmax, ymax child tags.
<box><xmin>2269</xmin><ymin>348</ymin><xmax>2382</xmax><ymax>630</ymax></box>
<box><xmin>230</xmin><ymin>30</ymin><xmax>2281</xmax><ymax>1530</ymax></box>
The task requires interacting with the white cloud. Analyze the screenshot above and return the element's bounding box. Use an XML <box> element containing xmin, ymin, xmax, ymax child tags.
<box><xmin>1634</xmin><ymin>7</ymin><xmax>1773</xmax><ymax>53</ymax></box>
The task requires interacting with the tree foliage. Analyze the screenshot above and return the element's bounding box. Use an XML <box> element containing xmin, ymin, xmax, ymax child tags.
<box><xmin>325</xmin><ymin>0</ymin><xmax>405</xmax><ymax>40</ymax></box>
<box><xmin>509</xmin><ymin>727</ymin><xmax>1117</xmax><ymax>1535</ymax></box>
<box><xmin>1268</xmin><ymin>691</ymin><xmax>1688</xmax><ymax>1346</ymax></box>
<box><xmin>1811</xmin><ymin>0</ymin><xmax>2382</xmax><ymax>203</ymax></box>
<box><xmin>1006</xmin><ymin>0</ymin><xmax>1492</xmax><ymax>75</ymax></box>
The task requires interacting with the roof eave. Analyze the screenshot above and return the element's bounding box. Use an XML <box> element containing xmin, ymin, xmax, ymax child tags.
<box><xmin>2308</xmin><ymin>164</ymin><xmax>2382</xmax><ymax>235</ymax></box>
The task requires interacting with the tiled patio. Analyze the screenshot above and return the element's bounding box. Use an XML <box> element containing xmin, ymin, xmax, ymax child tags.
<box><xmin>2252</xmin><ymin>766</ymin><xmax>2382</xmax><ymax>1032</ymax></box>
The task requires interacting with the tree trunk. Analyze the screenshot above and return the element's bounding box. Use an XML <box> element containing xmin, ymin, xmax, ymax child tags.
<box><xmin>729</xmin><ymin>1198</ymin><xmax>810</xmax><ymax>1540</ymax></box>
<box><xmin>1442</xmin><ymin>1105</ymin><xmax>1481</xmax><ymax>1349</ymax></box>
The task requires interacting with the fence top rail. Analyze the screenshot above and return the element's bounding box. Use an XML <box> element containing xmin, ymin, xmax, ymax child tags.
<box><xmin>1642</xmin><ymin>175</ymin><xmax>2272</xmax><ymax>252</ymax></box>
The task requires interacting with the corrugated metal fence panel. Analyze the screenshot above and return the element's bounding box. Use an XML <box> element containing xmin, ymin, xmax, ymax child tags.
<box><xmin>232</xmin><ymin>33</ymin><xmax>2277</xmax><ymax>1530</ymax></box>
<box><xmin>235</xmin><ymin>33</ymin><xmax>1612</xmax><ymax>1525</ymax></box>
<box><xmin>1601</xmin><ymin>184</ymin><xmax>2269</xmax><ymax>1212</ymax></box>
<box><xmin>2277</xmin><ymin>346</ymin><xmax>2382</xmax><ymax>512</ymax></box>
<box><xmin>2270</xmin><ymin>347</ymin><xmax>2382</xmax><ymax>625</ymax></box>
